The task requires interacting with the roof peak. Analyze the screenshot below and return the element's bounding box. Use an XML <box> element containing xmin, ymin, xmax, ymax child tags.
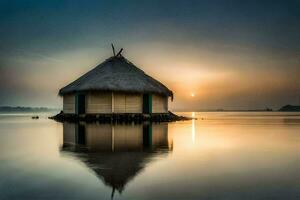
<box><xmin>111</xmin><ymin>43</ymin><xmax>123</xmax><ymax>58</ymax></box>
<box><xmin>59</xmin><ymin>46</ymin><xmax>173</xmax><ymax>98</ymax></box>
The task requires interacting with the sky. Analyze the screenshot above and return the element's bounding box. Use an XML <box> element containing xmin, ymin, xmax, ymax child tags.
<box><xmin>0</xmin><ymin>0</ymin><xmax>299</xmax><ymax>110</ymax></box>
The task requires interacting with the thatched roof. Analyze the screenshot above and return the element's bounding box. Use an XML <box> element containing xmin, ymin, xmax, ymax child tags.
<box><xmin>59</xmin><ymin>55</ymin><xmax>173</xmax><ymax>98</ymax></box>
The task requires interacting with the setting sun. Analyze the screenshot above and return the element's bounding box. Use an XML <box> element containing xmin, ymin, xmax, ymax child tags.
<box><xmin>191</xmin><ymin>93</ymin><xmax>195</xmax><ymax>97</ymax></box>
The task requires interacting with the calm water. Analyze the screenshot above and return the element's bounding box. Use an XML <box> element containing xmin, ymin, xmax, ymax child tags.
<box><xmin>0</xmin><ymin>112</ymin><xmax>300</xmax><ymax>200</ymax></box>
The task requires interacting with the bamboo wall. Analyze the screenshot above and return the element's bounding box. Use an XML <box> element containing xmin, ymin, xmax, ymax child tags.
<box><xmin>86</xmin><ymin>92</ymin><xmax>112</xmax><ymax>113</ymax></box>
<box><xmin>63</xmin><ymin>94</ymin><xmax>75</xmax><ymax>114</ymax></box>
<box><xmin>113</xmin><ymin>92</ymin><xmax>143</xmax><ymax>113</ymax></box>
<box><xmin>113</xmin><ymin>93</ymin><xmax>126</xmax><ymax>113</ymax></box>
<box><xmin>152</xmin><ymin>94</ymin><xmax>168</xmax><ymax>113</ymax></box>
<box><xmin>63</xmin><ymin>92</ymin><xmax>168</xmax><ymax>114</ymax></box>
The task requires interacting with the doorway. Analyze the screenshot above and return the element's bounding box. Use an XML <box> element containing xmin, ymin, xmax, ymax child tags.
<box><xmin>76</xmin><ymin>94</ymin><xmax>86</xmax><ymax>114</ymax></box>
<box><xmin>143</xmin><ymin>94</ymin><xmax>152</xmax><ymax>114</ymax></box>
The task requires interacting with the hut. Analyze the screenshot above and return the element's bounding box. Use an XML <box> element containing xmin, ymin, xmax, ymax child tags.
<box><xmin>59</xmin><ymin>47</ymin><xmax>173</xmax><ymax>115</ymax></box>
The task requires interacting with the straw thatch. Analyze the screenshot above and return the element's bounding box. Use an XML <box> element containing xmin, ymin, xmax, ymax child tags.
<box><xmin>59</xmin><ymin>55</ymin><xmax>173</xmax><ymax>98</ymax></box>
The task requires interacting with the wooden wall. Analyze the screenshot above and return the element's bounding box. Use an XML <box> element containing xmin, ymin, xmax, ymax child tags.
<box><xmin>63</xmin><ymin>92</ymin><xmax>167</xmax><ymax>114</ymax></box>
<box><xmin>113</xmin><ymin>92</ymin><xmax>143</xmax><ymax>113</ymax></box>
<box><xmin>86</xmin><ymin>92</ymin><xmax>112</xmax><ymax>113</ymax></box>
<box><xmin>63</xmin><ymin>94</ymin><xmax>75</xmax><ymax>114</ymax></box>
<box><xmin>152</xmin><ymin>94</ymin><xmax>168</xmax><ymax>113</ymax></box>
<box><xmin>113</xmin><ymin>93</ymin><xmax>126</xmax><ymax>113</ymax></box>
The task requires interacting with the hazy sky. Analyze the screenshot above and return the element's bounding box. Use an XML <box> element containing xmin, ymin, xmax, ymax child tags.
<box><xmin>0</xmin><ymin>0</ymin><xmax>300</xmax><ymax>110</ymax></box>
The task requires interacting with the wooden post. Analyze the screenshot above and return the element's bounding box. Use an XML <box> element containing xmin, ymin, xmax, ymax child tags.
<box><xmin>111</xmin><ymin>92</ymin><xmax>114</xmax><ymax>113</ymax></box>
<box><xmin>116</xmin><ymin>48</ymin><xmax>123</xmax><ymax>57</ymax></box>
<box><xmin>75</xmin><ymin>94</ymin><xmax>78</xmax><ymax>114</ymax></box>
<box><xmin>148</xmin><ymin>94</ymin><xmax>152</xmax><ymax>114</ymax></box>
<box><xmin>111</xmin><ymin>44</ymin><xmax>116</xmax><ymax>56</ymax></box>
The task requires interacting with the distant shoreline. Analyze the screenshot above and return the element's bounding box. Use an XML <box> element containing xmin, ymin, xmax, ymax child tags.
<box><xmin>1</xmin><ymin>105</ymin><xmax>299</xmax><ymax>113</ymax></box>
<box><xmin>175</xmin><ymin>105</ymin><xmax>300</xmax><ymax>112</ymax></box>
<box><xmin>0</xmin><ymin>106</ymin><xmax>59</xmax><ymax>113</ymax></box>
<box><xmin>174</xmin><ymin>109</ymin><xmax>274</xmax><ymax>112</ymax></box>
<box><xmin>174</xmin><ymin>110</ymin><xmax>277</xmax><ymax>112</ymax></box>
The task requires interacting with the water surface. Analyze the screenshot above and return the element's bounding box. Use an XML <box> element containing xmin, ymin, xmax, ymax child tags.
<box><xmin>0</xmin><ymin>112</ymin><xmax>300</xmax><ymax>200</ymax></box>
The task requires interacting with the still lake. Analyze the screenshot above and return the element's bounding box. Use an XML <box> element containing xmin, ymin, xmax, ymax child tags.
<box><xmin>0</xmin><ymin>112</ymin><xmax>300</xmax><ymax>200</ymax></box>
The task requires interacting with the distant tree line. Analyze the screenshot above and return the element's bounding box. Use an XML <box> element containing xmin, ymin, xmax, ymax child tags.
<box><xmin>0</xmin><ymin>106</ymin><xmax>58</xmax><ymax>112</ymax></box>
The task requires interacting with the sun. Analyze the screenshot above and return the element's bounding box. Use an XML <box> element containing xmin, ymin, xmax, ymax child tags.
<box><xmin>191</xmin><ymin>93</ymin><xmax>195</xmax><ymax>97</ymax></box>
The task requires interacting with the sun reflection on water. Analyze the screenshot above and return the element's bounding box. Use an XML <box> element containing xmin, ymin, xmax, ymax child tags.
<box><xmin>192</xmin><ymin>112</ymin><xmax>196</xmax><ymax>144</ymax></box>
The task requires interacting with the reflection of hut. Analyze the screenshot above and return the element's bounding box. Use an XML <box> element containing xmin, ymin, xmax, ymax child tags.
<box><xmin>61</xmin><ymin>123</ymin><xmax>171</xmax><ymax>198</ymax></box>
